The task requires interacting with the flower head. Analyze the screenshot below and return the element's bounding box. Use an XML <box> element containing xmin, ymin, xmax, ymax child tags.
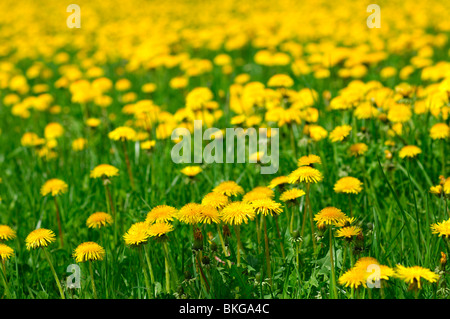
<box><xmin>288</xmin><ymin>166</ymin><xmax>323</xmax><ymax>184</ymax></box>
<box><xmin>0</xmin><ymin>244</ymin><xmax>14</xmax><ymax>261</ymax></box>
<box><xmin>329</xmin><ymin>125</ymin><xmax>352</xmax><ymax>143</ymax></box>
<box><xmin>108</xmin><ymin>126</ymin><xmax>137</xmax><ymax>141</ymax></box>
<box><xmin>220</xmin><ymin>202</ymin><xmax>256</xmax><ymax>225</ymax></box>
<box><xmin>73</xmin><ymin>242</ymin><xmax>105</xmax><ymax>262</ymax></box>
<box><xmin>199</xmin><ymin>205</ymin><xmax>221</xmax><ymax>224</ymax></box>
<box><xmin>430</xmin><ymin>123</ymin><xmax>450</xmax><ymax>140</ymax></box>
<box><xmin>86</xmin><ymin>212</ymin><xmax>113</xmax><ymax>229</ymax></box>
<box><xmin>334</xmin><ymin>177</ymin><xmax>363</xmax><ymax>194</ymax></box>
<box><xmin>279</xmin><ymin>188</ymin><xmax>306</xmax><ymax>202</ymax></box>
<box><xmin>431</xmin><ymin>219</ymin><xmax>450</xmax><ymax>238</ymax></box>
<box><xmin>314</xmin><ymin>207</ymin><xmax>348</xmax><ymax>229</ymax></box>
<box><xmin>243</xmin><ymin>187</ymin><xmax>274</xmax><ymax>203</ymax></box>
<box><xmin>268</xmin><ymin>176</ymin><xmax>290</xmax><ymax>189</ymax></box>
<box><xmin>146</xmin><ymin>205</ymin><xmax>178</xmax><ymax>224</ymax></box>
<box><xmin>338</xmin><ymin>267</ymin><xmax>367</xmax><ymax>289</ymax></box>
<box><xmin>148</xmin><ymin>222</ymin><xmax>174</xmax><ymax>237</ymax></box>
<box><xmin>90</xmin><ymin>164</ymin><xmax>119</xmax><ymax>179</ymax></box>
<box><xmin>44</xmin><ymin>122</ymin><xmax>64</xmax><ymax>139</ymax></box>
<box><xmin>212</xmin><ymin>181</ymin><xmax>244</xmax><ymax>197</ymax></box>
<box><xmin>0</xmin><ymin>225</ymin><xmax>17</xmax><ymax>241</ymax></box>
<box><xmin>177</xmin><ymin>203</ymin><xmax>203</xmax><ymax>225</ymax></box>
<box><xmin>251</xmin><ymin>198</ymin><xmax>283</xmax><ymax>216</ymax></box>
<box><xmin>349</xmin><ymin>143</ymin><xmax>368</xmax><ymax>156</ymax></box>
<box><xmin>336</xmin><ymin>226</ymin><xmax>362</xmax><ymax>238</ymax></box>
<box><xmin>40</xmin><ymin>179</ymin><xmax>68</xmax><ymax>196</ymax></box>
<box><xmin>123</xmin><ymin>222</ymin><xmax>150</xmax><ymax>246</ymax></box>
<box><xmin>394</xmin><ymin>265</ymin><xmax>439</xmax><ymax>289</ymax></box>
<box><xmin>201</xmin><ymin>192</ymin><xmax>229</xmax><ymax>210</ymax></box>
<box><xmin>297</xmin><ymin>154</ymin><xmax>322</xmax><ymax>167</ymax></box>
<box><xmin>180</xmin><ymin>166</ymin><xmax>202</xmax><ymax>177</ymax></box>
<box><xmin>399</xmin><ymin>145</ymin><xmax>422</xmax><ymax>159</ymax></box>
<box><xmin>25</xmin><ymin>228</ymin><xmax>56</xmax><ymax>250</ymax></box>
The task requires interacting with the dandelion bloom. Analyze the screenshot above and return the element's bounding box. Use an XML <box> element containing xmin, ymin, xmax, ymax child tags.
<box><xmin>177</xmin><ymin>203</ymin><xmax>203</xmax><ymax>224</ymax></box>
<box><xmin>72</xmin><ymin>138</ymin><xmax>87</xmax><ymax>151</ymax></box>
<box><xmin>86</xmin><ymin>118</ymin><xmax>101</xmax><ymax>128</ymax></box>
<box><xmin>329</xmin><ymin>125</ymin><xmax>352</xmax><ymax>143</ymax></box>
<box><xmin>394</xmin><ymin>265</ymin><xmax>439</xmax><ymax>289</ymax></box>
<box><xmin>336</xmin><ymin>226</ymin><xmax>362</xmax><ymax>238</ymax></box>
<box><xmin>242</xmin><ymin>187</ymin><xmax>274</xmax><ymax>203</ymax></box>
<box><xmin>268</xmin><ymin>176</ymin><xmax>290</xmax><ymax>189</ymax></box>
<box><xmin>430</xmin><ymin>123</ymin><xmax>449</xmax><ymax>140</ymax></box>
<box><xmin>267</xmin><ymin>74</ymin><xmax>294</xmax><ymax>88</ymax></box>
<box><xmin>145</xmin><ymin>205</ymin><xmax>178</xmax><ymax>224</ymax></box>
<box><xmin>21</xmin><ymin>132</ymin><xmax>45</xmax><ymax>147</ymax></box>
<box><xmin>141</xmin><ymin>140</ymin><xmax>156</xmax><ymax>150</ymax></box>
<box><xmin>314</xmin><ymin>207</ymin><xmax>348</xmax><ymax>228</ymax></box>
<box><xmin>180</xmin><ymin>166</ymin><xmax>203</xmax><ymax>177</ymax></box>
<box><xmin>354</xmin><ymin>102</ymin><xmax>379</xmax><ymax>119</ymax></box>
<box><xmin>349</xmin><ymin>143</ymin><xmax>368</xmax><ymax>156</ymax></box>
<box><xmin>280</xmin><ymin>188</ymin><xmax>306</xmax><ymax>202</ymax></box>
<box><xmin>334</xmin><ymin>177</ymin><xmax>363</xmax><ymax>194</ymax></box>
<box><xmin>399</xmin><ymin>145</ymin><xmax>422</xmax><ymax>159</ymax></box>
<box><xmin>354</xmin><ymin>257</ymin><xmax>380</xmax><ymax>270</ymax></box>
<box><xmin>387</xmin><ymin>104</ymin><xmax>412</xmax><ymax>123</ymax></box>
<box><xmin>123</xmin><ymin>222</ymin><xmax>150</xmax><ymax>246</ymax></box>
<box><xmin>199</xmin><ymin>205</ymin><xmax>221</xmax><ymax>224</ymax></box>
<box><xmin>0</xmin><ymin>225</ymin><xmax>17</xmax><ymax>241</ymax></box>
<box><xmin>288</xmin><ymin>166</ymin><xmax>323</xmax><ymax>184</ymax></box>
<box><xmin>25</xmin><ymin>228</ymin><xmax>56</xmax><ymax>250</ymax></box>
<box><xmin>308</xmin><ymin>125</ymin><xmax>328</xmax><ymax>141</ymax></box>
<box><xmin>251</xmin><ymin>198</ymin><xmax>283</xmax><ymax>216</ymax></box>
<box><xmin>212</xmin><ymin>181</ymin><xmax>244</xmax><ymax>197</ymax></box>
<box><xmin>90</xmin><ymin>164</ymin><xmax>119</xmax><ymax>179</ymax></box>
<box><xmin>73</xmin><ymin>242</ymin><xmax>105</xmax><ymax>263</ymax></box>
<box><xmin>338</xmin><ymin>267</ymin><xmax>367</xmax><ymax>289</ymax></box>
<box><xmin>86</xmin><ymin>212</ymin><xmax>113</xmax><ymax>229</ymax></box>
<box><xmin>220</xmin><ymin>202</ymin><xmax>256</xmax><ymax>225</ymax></box>
<box><xmin>431</xmin><ymin>219</ymin><xmax>450</xmax><ymax>238</ymax></box>
<box><xmin>297</xmin><ymin>154</ymin><xmax>321</xmax><ymax>167</ymax></box>
<box><xmin>0</xmin><ymin>244</ymin><xmax>14</xmax><ymax>261</ymax></box>
<box><xmin>148</xmin><ymin>222</ymin><xmax>174</xmax><ymax>237</ymax></box>
<box><xmin>430</xmin><ymin>185</ymin><xmax>443</xmax><ymax>195</ymax></box>
<box><xmin>44</xmin><ymin>122</ymin><xmax>64</xmax><ymax>139</ymax></box>
<box><xmin>201</xmin><ymin>192</ymin><xmax>229</xmax><ymax>210</ymax></box>
<box><xmin>108</xmin><ymin>126</ymin><xmax>137</xmax><ymax>141</ymax></box>
<box><xmin>40</xmin><ymin>179</ymin><xmax>68</xmax><ymax>196</ymax></box>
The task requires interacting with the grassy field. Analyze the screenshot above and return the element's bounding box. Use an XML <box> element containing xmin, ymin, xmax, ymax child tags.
<box><xmin>0</xmin><ymin>0</ymin><xmax>449</xmax><ymax>300</ymax></box>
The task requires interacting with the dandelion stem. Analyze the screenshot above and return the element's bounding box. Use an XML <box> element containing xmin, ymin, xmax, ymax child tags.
<box><xmin>89</xmin><ymin>261</ymin><xmax>97</xmax><ymax>299</ymax></box>
<box><xmin>161</xmin><ymin>241</ymin><xmax>171</xmax><ymax>293</ymax></box>
<box><xmin>42</xmin><ymin>248</ymin><xmax>65</xmax><ymax>299</ymax></box>
<box><xmin>122</xmin><ymin>140</ymin><xmax>135</xmax><ymax>190</ymax></box>
<box><xmin>217</xmin><ymin>224</ymin><xmax>228</xmax><ymax>256</ymax></box>
<box><xmin>53</xmin><ymin>197</ymin><xmax>64</xmax><ymax>247</ymax></box>
<box><xmin>263</xmin><ymin>215</ymin><xmax>272</xmax><ymax>285</ymax></box>
<box><xmin>138</xmin><ymin>246</ymin><xmax>152</xmax><ymax>298</ymax></box>
<box><xmin>274</xmin><ymin>215</ymin><xmax>286</xmax><ymax>259</ymax></box>
<box><xmin>329</xmin><ymin>226</ymin><xmax>338</xmax><ymax>299</ymax></box>
<box><xmin>0</xmin><ymin>261</ymin><xmax>11</xmax><ymax>299</ymax></box>
<box><xmin>144</xmin><ymin>247</ymin><xmax>155</xmax><ymax>285</ymax></box>
<box><xmin>235</xmin><ymin>225</ymin><xmax>242</xmax><ymax>266</ymax></box>
<box><xmin>306</xmin><ymin>183</ymin><xmax>317</xmax><ymax>251</ymax></box>
<box><xmin>348</xmin><ymin>194</ymin><xmax>353</xmax><ymax>218</ymax></box>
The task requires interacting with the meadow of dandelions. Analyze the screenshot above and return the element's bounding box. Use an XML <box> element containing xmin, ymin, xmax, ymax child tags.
<box><xmin>0</xmin><ymin>0</ymin><xmax>449</xmax><ymax>300</ymax></box>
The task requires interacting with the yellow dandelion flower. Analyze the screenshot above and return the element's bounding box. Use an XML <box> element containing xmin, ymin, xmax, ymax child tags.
<box><xmin>334</xmin><ymin>177</ymin><xmax>363</xmax><ymax>194</ymax></box>
<box><xmin>354</xmin><ymin>257</ymin><xmax>380</xmax><ymax>270</ymax></box>
<box><xmin>199</xmin><ymin>205</ymin><xmax>221</xmax><ymax>224</ymax></box>
<box><xmin>251</xmin><ymin>198</ymin><xmax>283</xmax><ymax>216</ymax></box>
<box><xmin>267</xmin><ymin>74</ymin><xmax>294</xmax><ymax>88</ymax></box>
<box><xmin>329</xmin><ymin>125</ymin><xmax>352</xmax><ymax>143</ymax></box>
<box><xmin>0</xmin><ymin>244</ymin><xmax>14</xmax><ymax>261</ymax></box>
<box><xmin>220</xmin><ymin>201</ymin><xmax>256</xmax><ymax>225</ymax></box>
<box><xmin>430</xmin><ymin>185</ymin><xmax>443</xmax><ymax>195</ymax></box>
<box><xmin>268</xmin><ymin>176</ymin><xmax>290</xmax><ymax>189</ymax></box>
<box><xmin>212</xmin><ymin>181</ymin><xmax>244</xmax><ymax>197</ymax></box>
<box><xmin>349</xmin><ymin>143</ymin><xmax>368</xmax><ymax>156</ymax></box>
<box><xmin>40</xmin><ymin>179</ymin><xmax>68</xmax><ymax>197</ymax></box>
<box><xmin>202</xmin><ymin>192</ymin><xmax>229</xmax><ymax>210</ymax></box>
<box><xmin>21</xmin><ymin>132</ymin><xmax>45</xmax><ymax>147</ymax></box>
<box><xmin>44</xmin><ymin>122</ymin><xmax>64</xmax><ymax>139</ymax></box>
<box><xmin>242</xmin><ymin>187</ymin><xmax>274</xmax><ymax>203</ymax></box>
<box><xmin>148</xmin><ymin>222</ymin><xmax>174</xmax><ymax>237</ymax></box>
<box><xmin>297</xmin><ymin>154</ymin><xmax>322</xmax><ymax>167</ymax></box>
<box><xmin>399</xmin><ymin>145</ymin><xmax>422</xmax><ymax>159</ymax></box>
<box><xmin>73</xmin><ymin>242</ymin><xmax>105</xmax><ymax>263</ymax></box>
<box><xmin>86</xmin><ymin>118</ymin><xmax>101</xmax><ymax>128</ymax></box>
<box><xmin>25</xmin><ymin>228</ymin><xmax>56</xmax><ymax>250</ymax></box>
<box><xmin>279</xmin><ymin>188</ymin><xmax>306</xmax><ymax>202</ymax></box>
<box><xmin>90</xmin><ymin>164</ymin><xmax>119</xmax><ymax>179</ymax></box>
<box><xmin>431</xmin><ymin>219</ymin><xmax>450</xmax><ymax>238</ymax></box>
<box><xmin>72</xmin><ymin>138</ymin><xmax>87</xmax><ymax>151</ymax></box>
<box><xmin>387</xmin><ymin>104</ymin><xmax>412</xmax><ymax>123</ymax></box>
<box><xmin>177</xmin><ymin>203</ymin><xmax>203</xmax><ymax>225</ymax></box>
<box><xmin>108</xmin><ymin>126</ymin><xmax>137</xmax><ymax>141</ymax></box>
<box><xmin>308</xmin><ymin>125</ymin><xmax>328</xmax><ymax>141</ymax></box>
<box><xmin>335</xmin><ymin>226</ymin><xmax>362</xmax><ymax>238</ymax></box>
<box><xmin>394</xmin><ymin>265</ymin><xmax>439</xmax><ymax>289</ymax></box>
<box><xmin>123</xmin><ymin>222</ymin><xmax>150</xmax><ymax>246</ymax></box>
<box><xmin>86</xmin><ymin>212</ymin><xmax>113</xmax><ymax>229</ymax></box>
<box><xmin>0</xmin><ymin>225</ymin><xmax>17</xmax><ymax>241</ymax></box>
<box><xmin>338</xmin><ymin>267</ymin><xmax>367</xmax><ymax>289</ymax></box>
<box><xmin>288</xmin><ymin>166</ymin><xmax>323</xmax><ymax>184</ymax></box>
<box><xmin>314</xmin><ymin>207</ymin><xmax>348</xmax><ymax>228</ymax></box>
<box><xmin>180</xmin><ymin>166</ymin><xmax>203</xmax><ymax>177</ymax></box>
<box><xmin>430</xmin><ymin>123</ymin><xmax>449</xmax><ymax>140</ymax></box>
<box><xmin>141</xmin><ymin>140</ymin><xmax>156</xmax><ymax>150</ymax></box>
<box><xmin>146</xmin><ymin>205</ymin><xmax>178</xmax><ymax>224</ymax></box>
